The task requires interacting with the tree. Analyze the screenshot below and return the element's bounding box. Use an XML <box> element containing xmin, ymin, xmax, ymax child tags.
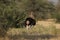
<box><xmin>25</xmin><ymin>0</ymin><xmax>55</xmax><ymax>20</ymax></box>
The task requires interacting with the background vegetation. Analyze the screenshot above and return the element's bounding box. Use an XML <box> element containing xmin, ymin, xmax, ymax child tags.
<box><xmin>0</xmin><ymin>0</ymin><xmax>60</xmax><ymax>39</ymax></box>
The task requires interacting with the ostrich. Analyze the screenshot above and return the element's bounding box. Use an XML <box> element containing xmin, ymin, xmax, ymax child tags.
<box><xmin>24</xmin><ymin>17</ymin><xmax>36</xmax><ymax>30</ymax></box>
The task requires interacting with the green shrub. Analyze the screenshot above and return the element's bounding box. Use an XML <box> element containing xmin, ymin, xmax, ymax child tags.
<box><xmin>55</xmin><ymin>13</ymin><xmax>60</xmax><ymax>23</ymax></box>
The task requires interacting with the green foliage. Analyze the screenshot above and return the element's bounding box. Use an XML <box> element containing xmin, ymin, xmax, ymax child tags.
<box><xmin>0</xmin><ymin>0</ymin><xmax>27</xmax><ymax>37</ymax></box>
<box><xmin>24</xmin><ymin>0</ymin><xmax>56</xmax><ymax>20</ymax></box>
<box><xmin>55</xmin><ymin>13</ymin><xmax>60</xmax><ymax>23</ymax></box>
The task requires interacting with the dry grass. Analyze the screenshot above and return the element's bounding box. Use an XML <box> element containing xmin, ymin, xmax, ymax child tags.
<box><xmin>6</xmin><ymin>24</ymin><xmax>58</xmax><ymax>40</ymax></box>
<box><xmin>37</xmin><ymin>20</ymin><xmax>60</xmax><ymax>29</ymax></box>
<box><xmin>7</xmin><ymin>24</ymin><xmax>57</xmax><ymax>36</ymax></box>
<box><xmin>0</xmin><ymin>20</ymin><xmax>60</xmax><ymax>40</ymax></box>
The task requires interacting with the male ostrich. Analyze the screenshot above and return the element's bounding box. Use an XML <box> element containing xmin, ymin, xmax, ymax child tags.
<box><xmin>24</xmin><ymin>17</ymin><xmax>36</xmax><ymax>29</ymax></box>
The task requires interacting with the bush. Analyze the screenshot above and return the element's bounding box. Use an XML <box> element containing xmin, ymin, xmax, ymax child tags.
<box><xmin>55</xmin><ymin>13</ymin><xmax>60</xmax><ymax>23</ymax></box>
